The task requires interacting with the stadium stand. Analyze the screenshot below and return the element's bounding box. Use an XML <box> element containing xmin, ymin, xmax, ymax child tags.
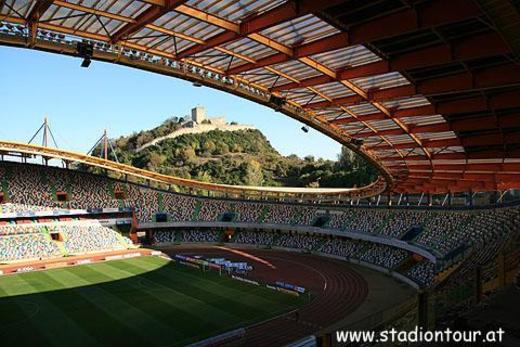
<box><xmin>153</xmin><ymin>229</ymin><xmax>177</xmax><ymax>244</ymax></box>
<box><xmin>153</xmin><ymin>229</ymin><xmax>221</xmax><ymax>244</ymax></box>
<box><xmin>0</xmin><ymin>219</ymin><xmax>132</xmax><ymax>262</ymax></box>
<box><xmin>318</xmin><ymin>238</ymin><xmax>366</xmax><ymax>259</ymax></box>
<box><xmin>150</xmin><ymin>228</ymin><xmax>441</xmax><ymax>287</ymax></box>
<box><xmin>406</xmin><ymin>261</ymin><xmax>436</xmax><ymax>287</ymax></box>
<box><xmin>0</xmin><ymin>203</ymin><xmax>68</xmax><ymax>216</ymax></box>
<box><xmin>61</xmin><ymin>222</ymin><xmax>130</xmax><ymax>254</ymax></box>
<box><xmin>233</xmin><ymin>230</ymin><xmax>276</xmax><ymax>246</ymax></box>
<box><xmin>0</xmin><ymin>225</ymin><xmax>61</xmax><ymax>261</ymax></box>
<box><xmin>358</xmin><ymin>243</ymin><xmax>408</xmax><ymax>269</ymax></box>
<box><xmin>276</xmin><ymin>233</ymin><xmax>322</xmax><ymax>251</ymax></box>
<box><xmin>0</xmin><ymin>161</ymin><xmax>518</xmax><ymax>291</ymax></box>
<box><xmin>178</xmin><ymin>229</ymin><xmax>221</xmax><ymax>243</ymax></box>
<box><xmin>147</xmin><ymin>201</ymin><xmax>519</xmax><ymax>289</ymax></box>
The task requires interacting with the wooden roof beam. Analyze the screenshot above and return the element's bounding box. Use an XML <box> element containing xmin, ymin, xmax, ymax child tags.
<box><xmin>229</xmin><ymin>0</ymin><xmax>483</xmax><ymax>77</ymax></box>
<box><xmin>272</xmin><ymin>31</ymin><xmax>510</xmax><ymax>92</ymax></box>
<box><xmin>406</xmin><ymin>162</ymin><xmax>520</xmax><ymax>172</ymax></box>
<box><xmin>27</xmin><ymin>0</ymin><xmax>54</xmax><ymax>23</ymax></box>
<box><xmin>110</xmin><ymin>0</ymin><xmax>187</xmax><ymax>44</ymax></box>
<box><xmin>240</xmin><ymin>0</ymin><xmax>347</xmax><ymax>34</ymax></box>
<box><xmin>176</xmin><ymin>0</ymin><xmax>347</xmax><ymax>59</ymax></box>
<box><xmin>50</xmin><ymin>1</ymin><xmax>207</xmax><ymax>45</ymax></box>
<box><xmin>304</xmin><ymin>63</ymin><xmax>520</xmax><ymax>108</ymax></box>
<box><xmin>372</xmin><ymin>131</ymin><xmax>520</xmax><ymax>150</ymax></box>
<box><xmin>383</xmin><ymin>147</ymin><xmax>520</xmax><ymax>162</ymax></box>
<box><xmin>26</xmin><ymin>0</ymin><xmax>54</xmax><ymax>45</ymax></box>
<box><xmin>370</xmin><ymin>64</ymin><xmax>520</xmax><ymax>101</ymax></box>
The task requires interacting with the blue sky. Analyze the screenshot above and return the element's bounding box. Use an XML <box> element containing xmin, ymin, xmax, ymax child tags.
<box><xmin>0</xmin><ymin>46</ymin><xmax>341</xmax><ymax>160</ymax></box>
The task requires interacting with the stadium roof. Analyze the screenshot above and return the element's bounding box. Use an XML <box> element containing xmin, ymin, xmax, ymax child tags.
<box><xmin>1</xmin><ymin>0</ymin><xmax>520</xmax><ymax>195</ymax></box>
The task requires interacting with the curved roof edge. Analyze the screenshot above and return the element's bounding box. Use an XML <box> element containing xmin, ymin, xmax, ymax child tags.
<box><xmin>0</xmin><ymin>140</ymin><xmax>387</xmax><ymax>201</ymax></box>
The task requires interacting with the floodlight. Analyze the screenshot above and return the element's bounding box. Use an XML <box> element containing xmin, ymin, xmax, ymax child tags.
<box><xmin>351</xmin><ymin>138</ymin><xmax>364</xmax><ymax>146</ymax></box>
<box><xmin>269</xmin><ymin>95</ymin><xmax>286</xmax><ymax>111</ymax></box>
<box><xmin>77</xmin><ymin>41</ymin><xmax>94</xmax><ymax>68</ymax></box>
<box><xmin>81</xmin><ymin>57</ymin><xmax>91</xmax><ymax>68</ymax></box>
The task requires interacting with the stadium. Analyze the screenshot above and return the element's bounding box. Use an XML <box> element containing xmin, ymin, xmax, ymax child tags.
<box><xmin>0</xmin><ymin>0</ymin><xmax>519</xmax><ymax>346</ymax></box>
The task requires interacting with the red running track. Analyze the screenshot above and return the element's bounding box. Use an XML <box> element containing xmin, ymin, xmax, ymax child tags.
<box><xmin>166</xmin><ymin>246</ymin><xmax>369</xmax><ymax>347</ymax></box>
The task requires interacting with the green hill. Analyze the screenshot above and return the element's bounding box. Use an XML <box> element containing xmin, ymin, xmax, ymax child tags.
<box><xmin>93</xmin><ymin>118</ymin><xmax>376</xmax><ymax>188</ymax></box>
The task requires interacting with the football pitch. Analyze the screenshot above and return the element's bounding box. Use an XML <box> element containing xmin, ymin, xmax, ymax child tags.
<box><xmin>0</xmin><ymin>256</ymin><xmax>306</xmax><ymax>346</ymax></box>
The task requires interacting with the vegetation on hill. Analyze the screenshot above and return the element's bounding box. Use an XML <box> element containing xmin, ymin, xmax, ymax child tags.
<box><xmin>93</xmin><ymin>118</ymin><xmax>377</xmax><ymax>188</ymax></box>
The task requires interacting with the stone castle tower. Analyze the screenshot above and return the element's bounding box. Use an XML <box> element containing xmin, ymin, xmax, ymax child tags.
<box><xmin>191</xmin><ymin>106</ymin><xmax>206</xmax><ymax>124</ymax></box>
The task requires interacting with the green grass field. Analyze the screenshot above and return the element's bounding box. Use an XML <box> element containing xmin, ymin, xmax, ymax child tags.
<box><xmin>0</xmin><ymin>256</ymin><xmax>305</xmax><ymax>346</ymax></box>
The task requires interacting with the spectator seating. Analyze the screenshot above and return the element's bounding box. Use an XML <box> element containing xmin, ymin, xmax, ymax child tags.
<box><xmin>1</xmin><ymin>161</ymin><xmax>518</xmax><ymax>289</ymax></box>
<box><xmin>233</xmin><ymin>230</ymin><xmax>275</xmax><ymax>245</ymax></box>
<box><xmin>0</xmin><ymin>225</ymin><xmax>60</xmax><ymax>261</ymax></box>
<box><xmin>153</xmin><ymin>229</ymin><xmax>220</xmax><ymax>243</ymax></box>
<box><xmin>61</xmin><ymin>222</ymin><xmax>129</xmax><ymax>254</ymax></box>
<box><xmin>0</xmin><ymin>219</ymin><xmax>131</xmax><ymax>261</ymax></box>
<box><xmin>0</xmin><ymin>203</ymin><xmax>68</xmax><ymax>216</ymax></box>
<box><xmin>406</xmin><ymin>261</ymin><xmax>436</xmax><ymax>286</ymax></box>
<box><xmin>153</xmin><ymin>229</ymin><xmax>177</xmax><ymax>244</ymax></box>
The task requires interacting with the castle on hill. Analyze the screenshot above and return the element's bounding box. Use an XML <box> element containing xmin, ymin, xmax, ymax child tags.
<box><xmin>183</xmin><ymin>106</ymin><xmax>227</xmax><ymax>127</ymax></box>
<box><xmin>136</xmin><ymin>106</ymin><xmax>255</xmax><ymax>152</ymax></box>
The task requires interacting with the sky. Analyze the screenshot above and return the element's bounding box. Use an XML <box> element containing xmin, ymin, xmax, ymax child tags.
<box><xmin>0</xmin><ymin>46</ymin><xmax>342</xmax><ymax>160</ymax></box>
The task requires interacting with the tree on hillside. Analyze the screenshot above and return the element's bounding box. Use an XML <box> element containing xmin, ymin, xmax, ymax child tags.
<box><xmin>243</xmin><ymin>159</ymin><xmax>263</xmax><ymax>186</ymax></box>
<box><xmin>202</xmin><ymin>140</ymin><xmax>216</xmax><ymax>156</ymax></box>
<box><xmin>335</xmin><ymin>146</ymin><xmax>377</xmax><ymax>185</ymax></box>
<box><xmin>147</xmin><ymin>152</ymin><xmax>166</xmax><ymax>169</ymax></box>
<box><xmin>337</xmin><ymin>146</ymin><xmax>356</xmax><ymax>170</ymax></box>
<box><xmin>215</xmin><ymin>142</ymin><xmax>230</xmax><ymax>155</ymax></box>
<box><xmin>180</xmin><ymin>147</ymin><xmax>196</xmax><ymax>164</ymax></box>
<box><xmin>230</xmin><ymin>143</ymin><xmax>243</xmax><ymax>153</ymax></box>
